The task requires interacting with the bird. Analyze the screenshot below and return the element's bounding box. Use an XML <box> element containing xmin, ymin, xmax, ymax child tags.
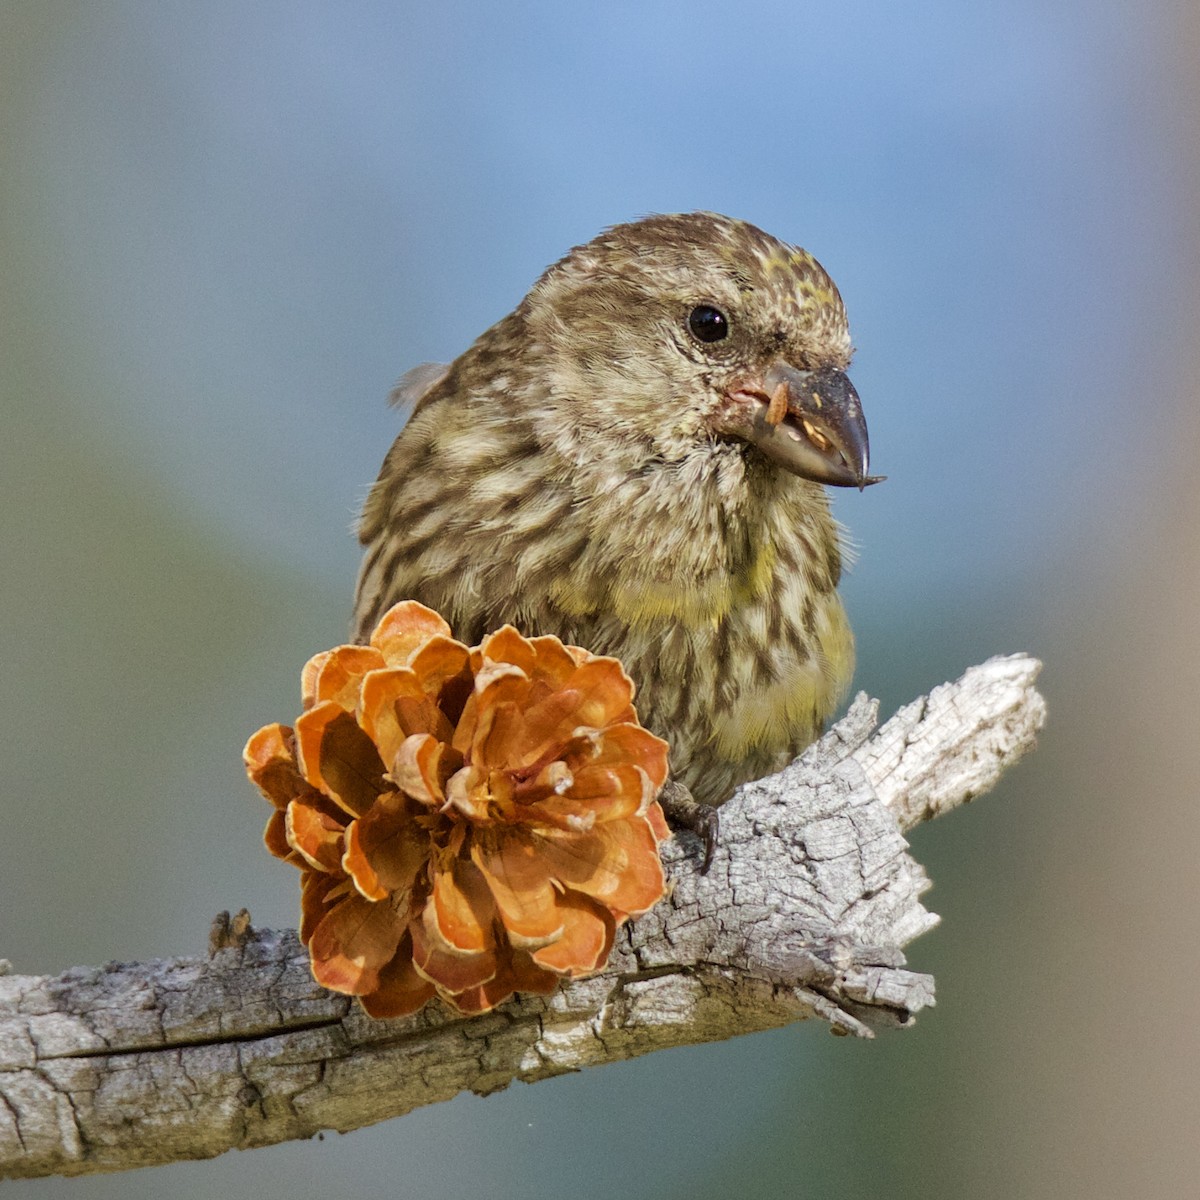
<box><xmin>353</xmin><ymin>211</ymin><xmax>878</xmax><ymax>836</ymax></box>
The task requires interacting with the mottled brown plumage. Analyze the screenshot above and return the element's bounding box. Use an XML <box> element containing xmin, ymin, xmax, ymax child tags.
<box><xmin>354</xmin><ymin>212</ymin><xmax>875</xmax><ymax>807</ymax></box>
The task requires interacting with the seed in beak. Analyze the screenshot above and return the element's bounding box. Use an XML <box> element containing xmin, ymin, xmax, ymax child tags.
<box><xmin>801</xmin><ymin>419</ymin><xmax>831</xmax><ymax>452</ymax></box>
<box><xmin>764</xmin><ymin>379</ymin><xmax>788</xmax><ymax>427</ymax></box>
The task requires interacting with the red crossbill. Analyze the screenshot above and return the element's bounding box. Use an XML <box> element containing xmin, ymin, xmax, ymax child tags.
<box><xmin>354</xmin><ymin>212</ymin><xmax>877</xmax><ymax>837</ymax></box>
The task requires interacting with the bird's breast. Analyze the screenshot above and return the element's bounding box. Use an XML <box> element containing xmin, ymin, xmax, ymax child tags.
<box><xmin>548</xmin><ymin>535</ymin><xmax>779</xmax><ymax>628</ymax></box>
<box><xmin>553</xmin><ymin>506</ymin><xmax>853</xmax><ymax>806</ymax></box>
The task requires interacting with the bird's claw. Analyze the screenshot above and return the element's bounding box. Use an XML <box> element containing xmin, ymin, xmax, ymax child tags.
<box><xmin>658</xmin><ymin>779</ymin><xmax>719</xmax><ymax>874</ymax></box>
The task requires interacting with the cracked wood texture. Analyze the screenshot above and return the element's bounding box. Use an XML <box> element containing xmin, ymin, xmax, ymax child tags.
<box><xmin>0</xmin><ymin>653</ymin><xmax>1045</xmax><ymax>1180</ymax></box>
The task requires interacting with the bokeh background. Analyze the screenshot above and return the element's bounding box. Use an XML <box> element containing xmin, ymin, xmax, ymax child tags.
<box><xmin>3</xmin><ymin>2</ymin><xmax>1198</xmax><ymax>1196</ymax></box>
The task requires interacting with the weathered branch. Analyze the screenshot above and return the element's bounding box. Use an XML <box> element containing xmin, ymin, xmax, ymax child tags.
<box><xmin>0</xmin><ymin>654</ymin><xmax>1045</xmax><ymax>1180</ymax></box>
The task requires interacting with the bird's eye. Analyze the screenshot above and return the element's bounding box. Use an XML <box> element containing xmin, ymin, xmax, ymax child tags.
<box><xmin>687</xmin><ymin>305</ymin><xmax>729</xmax><ymax>344</ymax></box>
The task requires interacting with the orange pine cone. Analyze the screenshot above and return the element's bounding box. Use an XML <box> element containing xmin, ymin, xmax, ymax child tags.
<box><xmin>244</xmin><ymin>601</ymin><xmax>670</xmax><ymax>1018</ymax></box>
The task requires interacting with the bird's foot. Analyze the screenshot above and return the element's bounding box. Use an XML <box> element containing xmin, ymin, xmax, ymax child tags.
<box><xmin>658</xmin><ymin>779</ymin><xmax>719</xmax><ymax>874</ymax></box>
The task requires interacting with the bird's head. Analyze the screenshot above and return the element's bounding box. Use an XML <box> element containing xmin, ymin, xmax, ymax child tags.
<box><xmin>519</xmin><ymin>212</ymin><xmax>880</xmax><ymax>489</ymax></box>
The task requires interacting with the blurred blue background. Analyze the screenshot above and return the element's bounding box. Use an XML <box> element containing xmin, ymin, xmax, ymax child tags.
<box><xmin>3</xmin><ymin>2</ymin><xmax>1198</xmax><ymax>1196</ymax></box>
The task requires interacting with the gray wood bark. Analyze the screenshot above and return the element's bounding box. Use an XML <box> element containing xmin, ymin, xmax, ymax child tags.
<box><xmin>0</xmin><ymin>653</ymin><xmax>1045</xmax><ymax>1180</ymax></box>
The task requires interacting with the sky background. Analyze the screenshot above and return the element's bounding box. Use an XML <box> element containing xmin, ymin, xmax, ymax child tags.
<box><xmin>3</xmin><ymin>2</ymin><xmax>1199</xmax><ymax>1196</ymax></box>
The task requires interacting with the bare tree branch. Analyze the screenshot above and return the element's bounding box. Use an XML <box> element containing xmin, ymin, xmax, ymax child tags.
<box><xmin>0</xmin><ymin>654</ymin><xmax>1045</xmax><ymax>1180</ymax></box>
